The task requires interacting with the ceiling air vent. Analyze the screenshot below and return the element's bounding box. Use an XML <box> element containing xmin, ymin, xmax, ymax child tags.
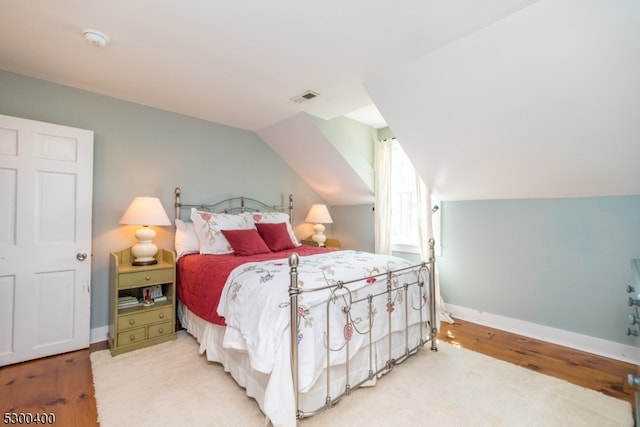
<box><xmin>290</xmin><ymin>90</ymin><xmax>320</xmax><ymax>104</ymax></box>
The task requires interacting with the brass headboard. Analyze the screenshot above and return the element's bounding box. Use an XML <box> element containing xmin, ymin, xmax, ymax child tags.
<box><xmin>174</xmin><ymin>187</ymin><xmax>294</xmax><ymax>223</ymax></box>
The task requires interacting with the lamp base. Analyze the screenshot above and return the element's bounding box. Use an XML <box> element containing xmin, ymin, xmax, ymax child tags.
<box><xmin>132</xmin><ymin>259</ymin><xmax>158</xmax><ymax>266</ymax></box>
<box><xmin>311</xmin><ymin>223</ymin><xmax>327</xmax><ymax>247</ymax></box>
<box><xmin>131</xmin><ymin>226</ymin><xmax>159</xmax><ymax>266</ymax></box>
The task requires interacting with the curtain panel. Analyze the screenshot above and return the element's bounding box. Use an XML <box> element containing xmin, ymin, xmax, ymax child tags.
<box><xmin>374</xmin><ymin>138</ymin><xmax>452</xmax><ymax>323</ymax></box>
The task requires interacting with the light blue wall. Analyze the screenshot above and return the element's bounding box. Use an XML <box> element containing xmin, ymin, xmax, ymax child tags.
<box><xmin>438</xmin><ymin>195</ymin><xmax>640</xmax><ymax>345</ymax></box>
<box><xmin>330</xmin><ymin>204</ymin><xmax>375</xmax><ymax>252</ymax></box>
<box><xmin>310</xmin><ymin>115</ymin><xmax>376</xmax><ymax>191</ymax></box>
<box><xmin>0</xmin><ymin>70</ymin><xmax>322</xmax><ymax>331</ymax></box>
<box><xmin>305</xmin><ymin>116</ymin><xmax>378</xmax><ymax>252</ymax></box>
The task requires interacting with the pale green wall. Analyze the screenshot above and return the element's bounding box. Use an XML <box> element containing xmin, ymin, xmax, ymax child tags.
<box><xmin>438</xmin><ymin>196</ymin><xmax>640</xmax><ymax>345</ymax></box>
<box><xmin>306</xmin><ymin>115</ymin><xmax>377</xmax><ymax>251</ymax></box>
<box><xmin>310</xmin><ymin>115</ymin><xmax>376</xmax><ymax>191</ymax></box>
<box><xmin>0</xmin><ymin>70</ymin><xmax>322</xmax><ymax>332</ymax></box>
<box><xmin>331</xmin><ymin>204</ymin><xmax>375</xmax><ymax>252</ymax></box>
<box><xmin>377</xmin><ymin>126</ymin><xmax>394</xmax><ymax>141</ymax></box>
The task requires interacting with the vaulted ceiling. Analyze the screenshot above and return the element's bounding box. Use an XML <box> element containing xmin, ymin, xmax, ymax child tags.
<box><xmin>2</xmin><ymin>0</ymin><xmax>638</xmax><ymax>204</ymax></box>
<box><xmin>0</xmin><ymin>0</ymin><xmax>536</xmax><ymax>131</ymax></box>
<box><xmin>367</xmin><ymin>0</ymin><xmax>640</xmax><ymax>201</ymax></box>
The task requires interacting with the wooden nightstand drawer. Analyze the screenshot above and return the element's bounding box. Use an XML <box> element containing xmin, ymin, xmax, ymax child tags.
<box><xmin>119</xmin><ymin>268</ymin><xmax>174</xmax><ymax>289</ymax></box>
<box><xmin>148</xmin><ymin>321</ymin><xmax>173</xmax><ymax>339</ymax></box>
<box><xmin>119</xmin><ymin>306</ymin><xmax>173</xmax><ymax>330</ymax></box>
<box><xmin>117</xmin><ymin>327</ymin><xmax>145</xmax><ymax>345</ymax></box>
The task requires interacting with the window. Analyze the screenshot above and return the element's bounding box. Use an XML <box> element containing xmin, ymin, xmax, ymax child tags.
<box><xmin>390</xmin><ymin>141</ymin><xmax>420</xmax><ymax>252</ymax></box>
<box><xmin>375</xmin><ymin>137</ymin><xmax>440</xmax><ymax>257</ymax></box>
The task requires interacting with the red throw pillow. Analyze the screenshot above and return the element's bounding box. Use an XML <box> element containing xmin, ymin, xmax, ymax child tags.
<box><xmin>256</xmin><ymin>222</ymin><xmax>296</xmax><ymax>252</ymax></box>
<box><xmin>221</xmin><ymin>229</ymin><xmax>271</xmax><ymax>256</ymax></box>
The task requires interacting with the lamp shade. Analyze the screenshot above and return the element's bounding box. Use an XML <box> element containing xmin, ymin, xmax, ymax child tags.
<box><xmin>304</xmin><ymin>204</ymin><xmax>333</xmax><ymax>224</ymax></box>
<box><xmin>119</xmin><ymin>197</ymin><xmax>171</xmax><ymax>266</ymax></box>
<box><xmin>119</xmin><ymin>197</ymin><xmax>171</xmax><ymax>226</ymax></box>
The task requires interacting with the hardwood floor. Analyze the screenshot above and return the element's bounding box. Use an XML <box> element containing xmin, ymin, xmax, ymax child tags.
<box><xmin>0</xmin><ymin>340</ymin><xmax>107</xmax><ymax>427</ymax></box>
<box><xmin>438</xmin><ymin>318</ymin><xmax>636</xmax><ymax>409</ymax></box>
<box><xmin>0</xmin><ymin>319</ymin><xmax>635</xmax><ymax>426</ymax></box>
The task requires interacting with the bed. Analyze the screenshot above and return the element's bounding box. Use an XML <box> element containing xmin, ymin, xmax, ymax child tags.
<box><xmin>173</xmin><ymin>187</ymin><xmax>438</xmax><ymax>426</ymax></box>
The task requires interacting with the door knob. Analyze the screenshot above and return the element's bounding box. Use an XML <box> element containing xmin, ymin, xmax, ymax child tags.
<box><xmin>76</xmin><ymin>252</ymin><xmax>88</xmax><ymax>261</ymax></box>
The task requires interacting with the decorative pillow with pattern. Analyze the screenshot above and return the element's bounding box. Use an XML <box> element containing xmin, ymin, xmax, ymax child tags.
<box><xmin>244</xmin><ymin>211</ymin><xmax>300</xmax><ymax>246</ymax></box>
<box><xmin>191</xmin><ymin>208</ymin><xmax>255</xmax><ymax>254</ymax></box>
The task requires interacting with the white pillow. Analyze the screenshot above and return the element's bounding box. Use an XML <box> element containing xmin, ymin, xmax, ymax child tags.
<box><xmin>243</xmin><ymin>211</ymin><xmax>300</xmax><ymax>246</ymax></box>
<box><xmin>174</xmin><ymin>219</ymin><xmax>200</xmax><ymax>260</ymax></box>
<box><xmin>191</xmin><ymin>208</ymin><xmax>255</xmax><ymax>254</ymax></box>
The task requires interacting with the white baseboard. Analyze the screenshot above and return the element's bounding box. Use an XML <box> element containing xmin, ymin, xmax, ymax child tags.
<box><xmin>90</xmin><ymin>325</ymin><xmax>109</xmax><ymax>344</ymax></box>
<box><xmin>446</xmin><ymin>304</ymin><xmax>640</xmax><ymax>365</ymax></box>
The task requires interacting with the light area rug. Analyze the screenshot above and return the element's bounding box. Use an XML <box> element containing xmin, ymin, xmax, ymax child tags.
<box><xmin>91</xmin><ymin>331</ymin><xmax>633</xmax><ymax>427</ymax></box>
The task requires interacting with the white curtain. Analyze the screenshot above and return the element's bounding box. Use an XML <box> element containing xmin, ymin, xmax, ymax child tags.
<box><xmin>415</xmin><ymin>174</ymin><xmax>453</xmax><ymax>324</ymax></box>
<box><xmin>374</xmin><ymin>138</ymin><xmax>453</xmax><ymax>323</ymax></box>
<box><xmin>374</xmin><ymin>139</ymin><xmax>393</xmax><ymax>255</ymax></box>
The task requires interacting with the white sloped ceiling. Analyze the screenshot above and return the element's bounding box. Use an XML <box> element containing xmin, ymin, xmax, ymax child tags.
<box><xmin>258</xmin><ymin>113</ymin><xmax>374</xmax><ymax>206</ymax></box>
<box><xmin>365</xmin><ymin>0</ymin><xmax>640</xmax><ymax>201</ymax></box>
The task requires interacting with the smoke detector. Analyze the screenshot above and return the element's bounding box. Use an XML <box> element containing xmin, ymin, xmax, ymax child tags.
<box><xmin>290</xmin><ymin>90</ymin><xmax>320</xmax><ymax>104</ymax></box>
<box><xmin>83</xmin><ymin>29</ymin><xmax>110</xmax><ymax>48</ymax></box>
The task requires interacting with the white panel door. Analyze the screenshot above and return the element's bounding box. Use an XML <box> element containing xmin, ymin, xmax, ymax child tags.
<box><xmin>0</xmin><ymin>114</ymin><xmax>93</xmax><ymax>366</ymax></box>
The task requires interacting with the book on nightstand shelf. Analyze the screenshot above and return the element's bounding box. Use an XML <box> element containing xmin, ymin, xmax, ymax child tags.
<box><xmin>118</xmin><ymin>296</ymin><xmax>141</xmax><ymax>308</ymax></box>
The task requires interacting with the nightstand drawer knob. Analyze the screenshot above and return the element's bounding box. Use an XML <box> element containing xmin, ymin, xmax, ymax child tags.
<box><xmin>159</xmin><ymin>313</ymin><xmax>165</xmax><ymax>319</ymax></box>
<box><xmin>129</xmin><ymin>319</ymin><xmax>135</xmax><ymax>325</ymax></box>
<box><xmin>145</xmin><ymin>275</ymin><xmax>151</xmax><ymax>281</ymax></box>
<box><xmin>129</xmin><ymin>334</ymin><xmax>135</xmax><ymax>341</ymax></box>
<box><xmin>159</xmin><ymin>328</ymin><xmax>164</xmax><ymax>334</ymax></box>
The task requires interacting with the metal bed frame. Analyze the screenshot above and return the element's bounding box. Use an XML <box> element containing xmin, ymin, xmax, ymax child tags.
<box><xmin>174</xmin><ymin>187</ymin><xmax>438</xmax><ymax>424</ymax></box>
<box><xmin>174</xmin><ymin>187</ymin><xmax>294</xmax><ymax>221</ymax></box>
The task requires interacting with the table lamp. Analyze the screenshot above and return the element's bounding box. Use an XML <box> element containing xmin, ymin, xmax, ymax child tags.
<box><xmin>305</xmin><ymin>204</ymin><xmax>333</xmax><ymax>247</ymax></box>
<box><xmin>119</xmin><ymin>196</ymin><xmax>171</xmax><ymax>265</ymax></box>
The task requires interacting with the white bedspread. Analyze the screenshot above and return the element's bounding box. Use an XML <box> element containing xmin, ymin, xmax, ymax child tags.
<box><xmin>217</xmin><ymin>250</ymin><xmax>430</xmax><ymax>397</ymax></box>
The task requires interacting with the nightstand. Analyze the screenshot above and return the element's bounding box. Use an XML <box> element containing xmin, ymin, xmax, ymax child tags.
<box><xmin>108</xmin><ymin>247</ymin><xmax>176</xmax><ymax>355</ymax></box>
<box><xmin>301</xmin><ymin>236</ymin><xmax>342</xmax><ymax>249</ymax></box>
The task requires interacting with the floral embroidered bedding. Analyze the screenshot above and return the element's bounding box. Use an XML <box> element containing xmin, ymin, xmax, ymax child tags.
<box><xmin>176</xmin><ymin>245</ymin><xmax>329</xmax><ymax>326</ymax></box>
<box><xmin>172</xmin><ymin>190</ymin><xmax>436</xmax><ymax>427</ymax></box>
<box><xmin>176</xmin><ymin>246</ymin><xmax>433</xmax><ymax>427</ymax></box>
